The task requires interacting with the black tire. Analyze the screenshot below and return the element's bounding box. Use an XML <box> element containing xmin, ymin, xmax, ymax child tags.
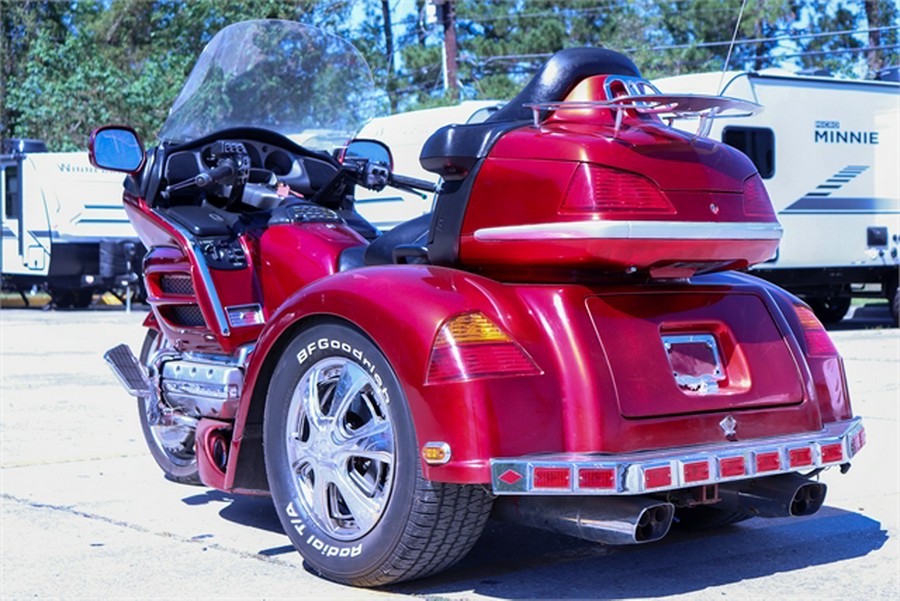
<box><xmin>807</xmin><ymin>295</ymin><xmax>851</xmax><ymax>324</ymax></box>
<box><xmin>891</xmin><ymin>286</ymin><xmax>899</xmax><ymax>327</ymax></box>
<box><xmin>673</xmin><ymin>505</ymin><xmax>752</xmax><ymax>530</ymax></box>
<box><xmin>264</xmin><ymin>323</ymin><xmax>493</xmax><ymax>587</ymax></box>
<box><xmin>50</xmin><ymin>287</ymin><xmax>93</xmax><ymax>309</ymax></box>
<box><xmin>138</xmin><ymin>329</ymin><xmax>201</xmax><ymax>484</ymax></box>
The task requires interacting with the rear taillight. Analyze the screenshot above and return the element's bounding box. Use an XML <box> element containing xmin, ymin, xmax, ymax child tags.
<box><xmin>425</xmin><ymin>312</ymin><xmax>541</xmax><ymax>384</ymax></box>
<box><xmin>794</xmin><ymin>304</ymin><xmax>839</xmax><ymax>356</ymax></box>
<box><xmin>742</xmin><ymin>174</ymin><xmax>776</xmax><ymax>217</ymax></box>
<box><xmin>562</xmin><ymin>163</ymin><xmax>675</xmax><ymax>214</ymax></box>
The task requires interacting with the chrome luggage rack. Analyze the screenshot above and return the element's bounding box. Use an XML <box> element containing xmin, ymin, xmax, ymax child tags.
<box><xmin>526</xmin><ymin>93</ymin><xmax>762</xmax><ymax>138</ymax></box>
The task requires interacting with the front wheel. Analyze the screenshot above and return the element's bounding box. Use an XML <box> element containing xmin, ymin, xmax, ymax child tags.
<box><xmin>264</xmin><ymin>323</ymin><xmax>492</xmax><ymax>586</ymax></box>
<box><xmin>138</xmin><ymin>329</ymin><xmax>200</xmax><ymax>484</ymax></box>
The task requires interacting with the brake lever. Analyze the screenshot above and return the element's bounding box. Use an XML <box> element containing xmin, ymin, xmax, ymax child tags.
<box><xmin>390</xmin><ymin>184</ymin><xmax>428</xmax><ymax>199</ymax></box>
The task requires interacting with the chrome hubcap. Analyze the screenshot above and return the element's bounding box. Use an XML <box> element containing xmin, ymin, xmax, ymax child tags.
<box><xmin>285</xmin><ymin>357</ymin><xmax>395</xmax><ymax>540</ymax></box>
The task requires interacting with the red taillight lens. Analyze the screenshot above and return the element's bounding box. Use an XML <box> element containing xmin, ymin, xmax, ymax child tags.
<box><xmin>719</xmin><ymin>456</ymin><xmax>746</xmax><ymax>478</ymax></box>
<box><xmin>754</xmin><ymin>451</ymin><xmax>782</xmax><ymax>473</ymax></box>
<box><xmin>578</xmin><ymin>467</ymin><xmax>616</xmax><ymax>489</ymax></box>
<box><xmin>742</xmin><ymin>174</ymin><xmax>775</xmax><ymax>217</ymax></box>
<box><xmin>794</xmin><ymin>304</ymin><xmax>839</xmax><ymax>356</ymax></box>
<box><xmin>788</xmin><ymin>446</ymin><xmax>814</xmax><ymax>468</ymax></box>
<box><xmin>425</xmin><ymin>312</ymin><xmax>541</xmax><ymax>384</ymax></box>
<box><xmin>562</xmin><ymin>163</ymin><xmax>675</xmax><ymax>214</ymax></box>
<box><xmin>820</xmin><ymin>442</ymin><xmax>844</xmax><ymax>464</ymax></box>
<box><xmin>683</xmin><ymin>460</ymin><xmax>711</xmax><ymax>483</ymax></box>
<box><xmin>533</xmin><ymin>467</ymin><xmax>571</xmax><ymax>489</ymax></box>
<box><xmin>643</xmin><ymin>465</ymin><xmax>672</xmax><ymax>489</ymax></box>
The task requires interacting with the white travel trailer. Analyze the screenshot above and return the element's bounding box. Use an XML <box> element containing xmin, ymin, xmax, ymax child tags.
<box><xmin>653</xmin><ymin>70</ymin><xmax>900</xmax><ymax>323</ymax></box>
<box><xmin>355</xmin><ymin>101</ymin><xmax>501</xmax><ymax>231</ymax></box>
<box><xmin>1</xmin><ymin>140</ymin><xmax>143</xmax><ymax>307</ymax></box>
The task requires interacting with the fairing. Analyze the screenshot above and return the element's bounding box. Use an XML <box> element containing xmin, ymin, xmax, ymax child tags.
<box><xmin>159</xmin><ymin>20</ymin><xmax>377</xmax><ymax>151</ymax></box>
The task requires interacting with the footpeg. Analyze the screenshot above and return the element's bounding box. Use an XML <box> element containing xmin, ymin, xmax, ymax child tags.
<box><xmin>104</xmin><ymin>344</ymin><xmax>150</xmax><ymax>396</ymax></box>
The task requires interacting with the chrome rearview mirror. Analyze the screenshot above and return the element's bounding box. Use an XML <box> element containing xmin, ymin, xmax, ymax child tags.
<box><xmin>344</xmin><ymin>139</ymin><xmax>393</xmax><ymax>169</ymax></box>
<box><xmin>89</xmin><ymin>126</ymin><xmax>145</xmax><ymax>173</ymax></box>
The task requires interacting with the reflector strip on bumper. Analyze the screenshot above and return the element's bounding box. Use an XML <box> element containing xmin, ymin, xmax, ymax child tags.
<box><xmin>490</xmin><ymin>418</ymin><xmax>864</xmax><ymax>495</ymax></box>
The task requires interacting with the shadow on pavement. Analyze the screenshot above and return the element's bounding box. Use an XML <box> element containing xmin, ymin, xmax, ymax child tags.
<box><xmin>187</xmin><ymin>489</ymin><xmax>887</xmax><ymax>598</ymax></box>
<box><xmin>182</xmin><ymin>490</ymin><xmax>284</xmax><ymax>535</ymax></box>
<box><xmin>387</xmin><ymin>507</ymin><xmax>887</xmax><ymax>599</ymax></box>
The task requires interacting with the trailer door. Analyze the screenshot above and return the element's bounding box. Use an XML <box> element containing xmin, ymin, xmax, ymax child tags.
<box><xmin>1</xmin><ymin>158</ymin><xmax>25</xmax><ymax>275</ymax></box>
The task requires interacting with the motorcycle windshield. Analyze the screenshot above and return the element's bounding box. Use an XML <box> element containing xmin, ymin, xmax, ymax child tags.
<box><xmin>158</xmin><ymin>20</ymin><xmax>377</xmax><ymax>151</ymax></box>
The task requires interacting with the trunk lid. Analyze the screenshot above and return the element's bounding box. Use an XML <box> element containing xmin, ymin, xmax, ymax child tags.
<box><xmin>587</xmin><ymin>290</ymin><xmax>806</xmax><ymax>418</ymax></box>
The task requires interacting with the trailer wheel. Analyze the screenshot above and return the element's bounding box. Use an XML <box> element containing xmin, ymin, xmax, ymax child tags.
<box><xmin>807</xmin><ymin>295</ymin><xmax>851</xmax><ymax>324</ymax></box>
<box><xmin>264</xmin><ymin>323</ymin><xmax>492</xmax><ymax>586</ymax></box>
<box><xmin>892</xmin><ymin>286</ymin><xmax>899</xmax><ymax>327</ymax></box>
<box><xmin>138</xmin><ymin>329</ymin><xmax>201</xmax><ymax>484</ymax></box>
<box><xmin>50</xmin><ymin>287</ymin><xmax>93</xmax><ymax>309</ymax></box>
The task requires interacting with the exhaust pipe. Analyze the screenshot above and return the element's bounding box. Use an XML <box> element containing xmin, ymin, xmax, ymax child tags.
<box><xmin>493</xmin><ymin>496</ymin><xmax>674</xmax><ymax>545</ymax></box>
<box><xmin>719</xmin><ymin>474</ymin><xmax>827</xmax><ymax>518</ymax></box>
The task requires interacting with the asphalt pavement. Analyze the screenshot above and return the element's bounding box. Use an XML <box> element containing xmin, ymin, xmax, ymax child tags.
<box><xmin>0</xmin><ymin>304</ymin><xmax>897</xmax><ymax>599</ymax></box>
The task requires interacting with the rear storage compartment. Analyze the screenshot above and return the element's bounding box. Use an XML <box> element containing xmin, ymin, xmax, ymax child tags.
<box><xmin>456</xmin><ymin>120</ymin><xmax>782</xmax><ymax>278</ymax></box>
<box><xmin>587</xmin><ymin>291</ymin><xmax>806</xmax><ymax>417</ymax></box>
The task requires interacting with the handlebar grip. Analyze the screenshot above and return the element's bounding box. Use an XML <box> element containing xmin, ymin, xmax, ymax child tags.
<box><xmin>195</xmin><ymin>159</ymin><xmax>236</xmax><ymax>188</ymax></box>
<box><xmin>390</xmin><ymin>173</ymin><xmax>437</xmax><ymax>193</ymax></box>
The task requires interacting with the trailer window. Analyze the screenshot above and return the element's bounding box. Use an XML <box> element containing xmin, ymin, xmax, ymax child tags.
<box><xmin>3</xmin><ymin>165</ymin><xmax>19</xmax><ymax>219</ymax></box>
<box><xmin>723</xmin><ymin>126</ymin><xmax>775</xmax><ymax>179</ymax></box>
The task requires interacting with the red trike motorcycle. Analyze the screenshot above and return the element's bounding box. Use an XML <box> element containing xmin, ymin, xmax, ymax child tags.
<box><xmin>93</xmin><ymin>20</ymin><xmax>865</xmax><ymax>587</ymax></box>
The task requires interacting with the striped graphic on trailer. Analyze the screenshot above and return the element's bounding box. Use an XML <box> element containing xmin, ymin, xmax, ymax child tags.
<box><xmin>781</xmin><ymin>165</ymin><xmax>899</xmax><ymax>214</ymax></box>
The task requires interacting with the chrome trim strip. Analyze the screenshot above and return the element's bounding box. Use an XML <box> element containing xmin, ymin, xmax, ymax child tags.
<box><xmin>490</xmin><ymin>418</ymin><xmax>863</xmax><ymax>496</ymax></box>
<box><xmin>157</xmin><ymin>213</ymin><xmax>231</xmax><ymax>337</ymax></box>
<box><xmin>474</xmin><ymin>220</ymin><xmax>783</xmax><ymax>242</ymax></box>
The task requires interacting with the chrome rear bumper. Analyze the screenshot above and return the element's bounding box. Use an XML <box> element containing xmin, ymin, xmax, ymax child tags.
<box><xmin>490</xmin><ymin>417</ymin><xmax>864</xmax><ymax>495</ymax></box>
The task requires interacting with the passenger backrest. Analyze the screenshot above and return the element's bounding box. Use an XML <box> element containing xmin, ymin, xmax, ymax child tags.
<box><xmin>421</xmin><ymin>47</ymin><xmax>642</xmax><ymax>266</ymax></box>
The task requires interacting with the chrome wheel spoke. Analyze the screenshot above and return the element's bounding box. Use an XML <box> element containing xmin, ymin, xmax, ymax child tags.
<box><xmin>332</xmin><ymin>470</ymin><xmax>382</xmax><ymax>533</ymax></box>
<box><xmin>304</xmin><ymin>366</ymin><xmax>329</xmax><ymax>430</ymax></box>
<box><xmin>330</xmin><ymin>363</ymin><xmax>369</xmax><ymax>422</ymax></box>
<box><xmin>334</xmin><ymin>420</ymin><xmax>393</xmax><ymax>465</ymax></box>
<box><xmin>311</xmin><ymin>470</ymin><xmax>331</xmax><ymax>521</ymax></box>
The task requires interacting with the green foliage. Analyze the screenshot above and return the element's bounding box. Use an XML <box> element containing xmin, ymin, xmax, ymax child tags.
<box><xmin>2</xmin><ymin>0</ymin><xmax>897</xmax><ymax>149</ymax></box>
<box><xmin>2</xmin><ymin>0</ymin><xmax>353</xmax><ymax>150</ymax></box>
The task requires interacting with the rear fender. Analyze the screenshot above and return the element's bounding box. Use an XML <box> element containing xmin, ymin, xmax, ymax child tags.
<box><xmin>229</xmin><ymin>265</ymin><xmax>549</xmax><ymax>487</ymax></box>
<box><xmin>726</xmin><ymin>271</ymin><xmax>851</xmax><ymax>423</ymax></box>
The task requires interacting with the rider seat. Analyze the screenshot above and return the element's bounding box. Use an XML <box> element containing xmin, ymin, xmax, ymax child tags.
<box><xmin>345</xmin><ymin>48</ymin><xmax>644</xmax><ymax>270</ymax></box>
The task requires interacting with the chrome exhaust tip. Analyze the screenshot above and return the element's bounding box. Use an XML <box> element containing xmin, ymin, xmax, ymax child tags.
<box><xmin>720</xmin><ymin>474</ymin><xmax>827</xmax><ymax>518</ymax></box>
<box><xmin>493</xmin><ymin>496</ymin><xmax>674</xmax><ymax>545</ymax></box>
<box><xmin>104</xmin><ymin>344</ymin><xmax>150</xmax><ymax>396</ymax></box>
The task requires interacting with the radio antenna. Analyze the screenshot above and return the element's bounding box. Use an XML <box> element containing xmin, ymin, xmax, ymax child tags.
<box><xmin>718</xmin><ymin>0</ymin><xmax>748</xmax><ymax>95</ymax></box>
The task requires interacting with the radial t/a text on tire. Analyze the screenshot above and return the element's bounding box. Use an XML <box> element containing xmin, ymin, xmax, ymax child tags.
<box><xmin>263</xmin><ymin>322</ymin><xmax>493</xmax><ymax>587</ymax></box>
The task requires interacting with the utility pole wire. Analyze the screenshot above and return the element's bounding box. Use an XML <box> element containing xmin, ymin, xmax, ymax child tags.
<box><xmin>474</xmin><ymin>25</ymin><xmax>900</xmax><ymax>67</ymax></box>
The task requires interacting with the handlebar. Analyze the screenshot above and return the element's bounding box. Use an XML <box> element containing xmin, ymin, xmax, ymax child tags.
<box><xmin>195</xmin><ymin>158</ymin><xmax>236</xmax><ymax>188</ymax></box>
<box><xmin>345</xmin><ymin>159</ymin><xmax>438</xmax><ymax>196</ymax></box>
<box><xmin>164</xmin><ymin>157</ymin><xmax>238</xmax><ymax>196</ymax></box>
<box><xmin>389</xmin><ymin>173</ymin><xmax>437</xmax><ymax>194</ymax></box>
